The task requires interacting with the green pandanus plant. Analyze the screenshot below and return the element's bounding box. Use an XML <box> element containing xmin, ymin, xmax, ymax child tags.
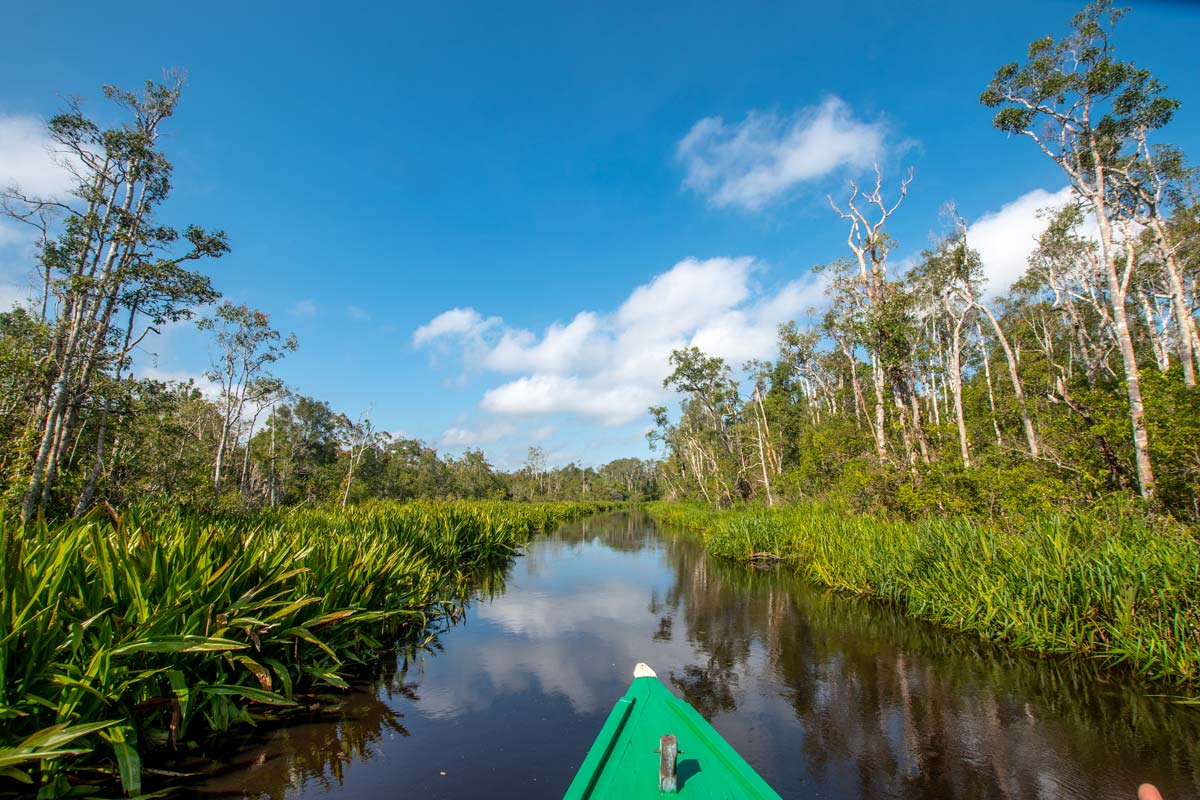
<box><xmin>0</xmin><ymin>500</ymin><xmax>614</xmax><ymax>796</ymax></box>
<box><xmin>646</xmin><ymin>501</ymin><xmax>1200</xmax><ymax>689</ymax></box>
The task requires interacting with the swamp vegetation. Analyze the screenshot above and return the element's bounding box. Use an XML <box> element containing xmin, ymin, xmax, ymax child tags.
<box><xmin>0</xmin><ymin>501</ymin><xmax>611</xmax><ymax>796</ymax></box>
<box><xmin>641</xmin><ymin>1</ymin><xmax>1200</xmax><ymax>699</ymax></box>
<box><xmin>649</xmin><ymin>2</ymin><xmax>1200</xmax><ymax>522</ymax></box>
<box><xmin>646</xmin><ymin>502</ymin><xmax>1200</xmax><ymax>688</ymax></box>
<box><xmin>190</xmin><ymin>513</ymin><xmax>1200</xmax><ymax>800</ymax></box>
<box><xmin>0</xmin><ymin>1</ymin><xmax>1198</xmax><ymax>798</ymax></box>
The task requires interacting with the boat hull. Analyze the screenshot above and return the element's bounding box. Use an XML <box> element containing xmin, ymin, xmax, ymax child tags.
<box><xmin>563</xmin><ymin>666</ymin><xmax>782</xmax><ymax>799</ymax></box>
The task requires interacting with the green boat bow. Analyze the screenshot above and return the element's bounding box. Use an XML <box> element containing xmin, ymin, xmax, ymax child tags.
<box><xmin>563</xmin><ymin>664</ymin><xmax>782</xmax><ymax>799</ymax></box>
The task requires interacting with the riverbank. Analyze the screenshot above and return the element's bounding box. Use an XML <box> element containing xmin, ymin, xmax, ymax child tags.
<box><xmin>645</xmin><ymin>502</ymin><xmax>1200</xmax><ymax>690</ymax></box>
<box><xmin>0</xmin><ymin>500</ymin><xmax>611</xmax><ymax>797</ymax></box>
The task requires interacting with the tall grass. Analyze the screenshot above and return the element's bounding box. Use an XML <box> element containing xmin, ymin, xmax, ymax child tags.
<box><xmin>646</xmin><ymin>501</ymin><xmax>1200</xmax><ymax>690</ymax></box>
<box><xmin>0</xmin><ymin>500</ymin><xmax>610</xmax><ymax>796</ymax></box>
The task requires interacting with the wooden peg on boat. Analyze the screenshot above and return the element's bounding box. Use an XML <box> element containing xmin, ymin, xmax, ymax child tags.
<box><xmin>658</xmin><ymin>734</ymin><xmax>678</xmax><ymax>793</ymax></box>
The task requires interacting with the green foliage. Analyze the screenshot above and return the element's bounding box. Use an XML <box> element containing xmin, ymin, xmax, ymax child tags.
<box><xmin>1142</xmin><ymin>369</ymin><xmax>1200</xmax><ymax>513</ymax></box>
<box><xmin>0</xmin><ymin>500</ymin><xmax>612</xmax><ymax>796</ymax></box>
<box><xmin>647</xmin><ymin>502</ymin><xmax>1200</xmax><ymax>689</ymax></box>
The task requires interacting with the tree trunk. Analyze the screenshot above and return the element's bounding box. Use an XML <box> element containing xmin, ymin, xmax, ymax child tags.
<box><xmin>976</xmin><ymin>323</ymin><xmax>1004</xmax><ymax>448</ymax></box>
<box><xmin>976</xmin><ymin>303</ymin><xmax>1039</xmax><ymax>458</ymax></box>
<box><xmin>869</xmin><ymin>353</ymin><xmax>889</xmax><ymax>461</ymax></box>
<box><xmin>240</xmin><ymin>412</ymin><xmax>260</xmax><ymax>496</ymax></box>
<box><xmin>21</xmin><ymin>370</ymin><xmax>73</xmax><ymax>521</ymax></box>
<box><xmin>1137</xmin><ymin>286</ymin><xmax>1171</xmax><ymax>373</ymax></box>
<box><xmin>839</xmin><ymin>341</ymin><xmax>866</xmax><ymax>428</ymax></box>
<box><xmin>949</xmin><ymin>316</ymin><xmax>970</xmax><ymax>467</ymax></box>
<box><xmin>1107</xmin><ymin>238</ymin><xmax>1156</xmax><ymax>499</ymax></box>
<box><xmin>1150</xmin><ymin>217</ymin><xmax>1197</xmax><ymax>387</ymax></box>
<box><xmin>752</xmin><ymin>384</ymin><xmax>775</xmax><ymax>507</ymax></box>
<box><xmin>74</xmin><ymin>407</ymin><xmax>109</xmax><ymax>517</ymax></box>
<box><xmin>213</xmin><ymin>416</ymin><xmax>230</xmax><ymax>493</ymax></box>
<box><xmin>909</xmin><ymin>364</ymin><xmax>931</xmax><ymax>464</ymax></box>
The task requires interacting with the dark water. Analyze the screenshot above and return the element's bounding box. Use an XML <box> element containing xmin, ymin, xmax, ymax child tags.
<box><xmin>195</xmin><ymin>512</ymin><xmax>1200</xmax><ymax>799</ymax></box>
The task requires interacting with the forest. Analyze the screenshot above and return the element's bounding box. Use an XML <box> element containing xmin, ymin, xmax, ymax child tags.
<box><xmin>639</xmin><ymin>0</ymin><xmax>1200</xmax><ymax>698</ymax></box>
<box><xmin>0</xmin><ymin>116</ymin><xmax>657</xmax><ymax>520</ymax></box>
<box><xmin>649</xmin><ymin>2</ymin><xmax>1200</xmax><ymax>523</ymax></box>
<box><xmin>1</xmin><ymin>2</ymin><xmax>1196</xmax><ymax>526</ymax></box>
<box><xmin>1</xmin><ymin>1</ymin><xmax>1199</xmax><ymax>797</ymax></box>
<box><xmin>0</xmin><ymin>79</ymin><xmax>657</xmax><ymax>518</ymax></box>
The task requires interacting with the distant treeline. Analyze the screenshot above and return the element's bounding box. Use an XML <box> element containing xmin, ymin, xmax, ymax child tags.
<box><xmin>0</xmin><ymin>315</ymin><xmax>662</xmax><ymax>513</ymax></box>
<box><xmin>651</xmin><ymin>1</ymin><xmax>1200</xmax><ymax>522</ymax></box>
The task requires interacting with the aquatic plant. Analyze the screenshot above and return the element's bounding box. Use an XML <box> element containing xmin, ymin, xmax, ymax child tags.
<box><xmin>0</xmin><ymin>500</ymin><xmax>610</xmax><ymax>796</ymax></box>
<box><xmin>646</xmin><ymin>502</ymin><xmax>1200</xmax><ymax>690</ymax></box>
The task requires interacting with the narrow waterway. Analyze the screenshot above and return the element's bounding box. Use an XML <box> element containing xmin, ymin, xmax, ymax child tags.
<box><xmin>196</xmin><ymin>511</ymin><xmax>1200</xmax><ymax>799</ymax></box>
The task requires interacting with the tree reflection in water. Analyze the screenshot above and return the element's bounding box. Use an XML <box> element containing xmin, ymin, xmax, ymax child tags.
<box><xmin>659</xmin><ymin>526</ymin><xmax>1200</xmax><ymax>800</ymax></box>
<box><xmin>190</xmin><ymin>512</ymin><xmax>1200</xmax><ymax>800</ymax></box>
<box><xmin>193</xmin><ymin>668</ymin><xmax>415</xmax><ymax>798</ymax></box>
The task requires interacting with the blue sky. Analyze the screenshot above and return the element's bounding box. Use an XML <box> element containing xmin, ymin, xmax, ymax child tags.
<box><xmin>2</xmin><ymin>0</ymin><xmax>1198</xmax><ymax>468</ymax></box>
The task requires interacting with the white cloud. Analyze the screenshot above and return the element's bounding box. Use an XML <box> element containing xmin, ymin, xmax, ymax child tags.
<box><xmin>347</xmin><ymin>305</ymin><xmax>370</xmax><ymax>321</ymax></box>
<box><xmin>689</xmin><ymin>277</ymin><xmax>827</xmax><ymax>365</ymax></box>
<box><xmin>968</xmin><ymin>187</ymin><xmax>1075</xmax><ymax>299</ymax></box>
<box><xmin>677</xmin><ymin>97</ymin><xmax>888</xmax><ymax>211</ymax></box>
<box><xmin>412</xmin><ymin>306</ymin><xmax>500</xmax><ymax>347</ymax></box>
<box><xmin>415</xmin><ymin>257</ymin><xmax>820</xmax><ymax>427</ymax></box>
<box><xmin>0</xmin><ymin>114</ymin><xmax>79</xmax><ymax>304</ymax></box>
<box><xmin>0</xmin><ymin>281</ymin><xmax>33</xmax><ymax>311</ymax></box>
<box><xmin>481</xmin><ymin>374</ymin><xmax>658</xmax><ymax>426</ymax></box>
<box><xmin>483</xmin><ymin>311</ymin><xmax>605</xmax><ymax>374</ymax></box>
<box><xmin>288</xmin><ymin>299</ymin><xmax>318</xmax><ymax>317</ymax></box>
<box><xmin>438</xmin><ymin>422</ymin><xmax>518</xmax><ymax>448</ymax></box>
<box><xmin>0</xmin><ymin>114</ymin><xmax>76</xmax><ymax>198</ymax></box>
<box><xmin>617</xmin><ymin>257</ymin><xmax>753</xmax><ymax>339</ymax></box>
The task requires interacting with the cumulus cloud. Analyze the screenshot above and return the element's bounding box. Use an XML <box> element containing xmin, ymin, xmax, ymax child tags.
<box><xmin>484</xmin><ymin>311</ymin><xmax>605</xmax><ymax>374</ymax></box>
<box><xmin>0</xmin><ymin>114</ymin><xmax>78</xmax><ymax>307</ymax></box>
<box><xmin>617</xmin><ymin>257</ymin><xmax>753</xmax><ymax>338</ymax></box>
<box><xmin>968</xmin><ymin>187</ymin><xmax>1075</xmax><ymax>299</ymax></box>
<box><xmin>0</xmin><ymin>114</ymin><xmax>76</xmax><ymax>198</ymax></box>
<box><xmin>438</xmin><ymin>422</ymin><xmax>518</xmax><ymax>448</ymax></box>
<box><xmin>481</xmin><ymin>374</ymin><xmax>658</xmax><ymax>426</ymax></box>
<box><xmin>413</xmin><ymin>306</ymin><xmax>501</xmax><ymax>347</ymax></box>
<box><xmin>677</xmin><ymin>97</ymin><xmax>888</xmax><ymax>211</ymax></box>
<box><xmin>415</xmin><ymin>257</ymin><xmax>819</xmax><ymax>427</ymax></box>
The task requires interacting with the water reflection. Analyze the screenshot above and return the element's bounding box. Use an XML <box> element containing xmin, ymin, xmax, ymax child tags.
<box><xmin>194</xmin><ymin>512</ymin><xmax>1200</xmax><ymax>800</ymax></box>
<box><xmin>195</xmin><ymin>663</ymin><xmax>417</xmax><ymax>800</ymax></box>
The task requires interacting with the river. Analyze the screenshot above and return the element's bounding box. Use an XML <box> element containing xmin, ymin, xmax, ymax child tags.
<box><xmin>194</xmin><ymin>511</ymin><xmax>1200</xmax><ymax>799</ymax></box>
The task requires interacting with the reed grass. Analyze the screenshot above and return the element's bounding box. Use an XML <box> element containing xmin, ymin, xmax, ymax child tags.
<box><xmin>0</xmin><ymin>500</ymin><xmax>610</xmax><ymax>796</ymax></box>
<box><xmin>646</xmin><ymin>501</ymin><xmax>1200</xmax><ymax>690</ymax></box>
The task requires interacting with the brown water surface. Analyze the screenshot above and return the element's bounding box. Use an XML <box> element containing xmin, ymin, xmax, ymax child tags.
<box><xmin>193</xmin><ymin>511</ymin><xmax>1200</xmax><ymax>799</ymax></box>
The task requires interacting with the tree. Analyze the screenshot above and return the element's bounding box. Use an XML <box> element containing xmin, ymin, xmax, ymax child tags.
<box><xmin>981</xmin><ymin>0</ymin><xmax>1182</xmax><ymax>499</ymax></box>
<box><xmin>448</xmin><ymin>449</ymin><xmax>506</xmax><ymax>499</ymax></box>
<box><xmin>523</xmin><ymin>446</ymin><xmax>548</xmax><ymax>497</ymax></box>
<box><xmin>829</xmin><ymin>165</ymin><xmax>929</xmax><ymax>469</ymax></box>
<box><xmin>339</xmin><ymin>409</ymin><xmax>386</xmax><ymax>506</ymax></box>
<box><xmin>2</xmin><ymin>77</ymin><xmax>228</xmax><ymax>520</ymax></box>
<box><xmin>199</xmin><ymin>302</ymin><xmax>296</xmax><ymax>496</ymax></box>
<box><xmin>910</xmin><ymin>215</ymin><xmax>980</xmax><ymax>467</ymax></box>
<box><xmin>662</xmin><ymin>347</ymin><xmax>746</xmax><ymax>506</ymax></box>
